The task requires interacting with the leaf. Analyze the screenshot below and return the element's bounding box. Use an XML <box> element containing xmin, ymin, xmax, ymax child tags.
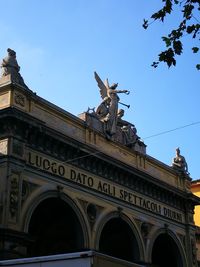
<box><xmin>170</xmin><ymin>29</ymin><xmax>183</xmax><ymax>39</ymax></box>
<box><xmin>186</xmin><ymin>24</ymin><xmax>196</xmax><ymax>34</ymax></box>
<box><xmin>196</xmin><ymin>64</ymin><xmax>200</xmax><ymax>70</ymax></box>
<box><xmin>142</xmin><ymin>19</ymin><xmax>148</xmax><ymax>29</ymax></box>
<box><xmin>193</xmin><ymin>24</ymin><xmax>200</xmax><ymax>38</ymax></box>
<box><xmin>172</xmin><ymin>58</ymin><xmax>176</xmax><ymax>66</ymax></box>
<box><xmin>162</xmin><ymin>36</ymin><xmax>171</xmax><ymax>47</ymax></box>
<box><xmin>179</xmin><ymin>19</ymin><xmax>186</xmax><ymax>31</ymax></box>
<box><xmin>151</xmin><ymin>9</ymin><xmax>166</xmax><ymax>22</ymax></box>
<box><xmin>173</xmin><ymin>40</ymin><xmax>183</xmax><ymax>55</ymax></box>
<box><xmin>144</xmin><ymin>0</ymin><xmax>199</xmax><ymax>70</ymax></box>
<box><xmin>151</xmin><ymin>61</ymin><xmax>159</xmax><ymax>68</ymax></box>
<box><xmin>192</xmin><ymin>47</ymin><xmax>199</xmax><ymax>53</ymax></box>
<box><xmin>182</xmin><ymin>4</ymin><xmax>194</xmax><ymax>19</ymax></box>
<box><xmin>165</xmin><ymin>0</ymin><xmax>173</xmax><ymax>14</ymax></box>
<box><xmin>158</xmin><ymin>48</ymin><xmax>176</xmax><ymax>67</ymax></box>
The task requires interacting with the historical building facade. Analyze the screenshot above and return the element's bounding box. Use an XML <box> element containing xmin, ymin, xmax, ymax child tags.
<box><xmin>0</xmin><ymin>49</ymin><xmax>200</xmax><ymax>267</ymax></box>
<box><xmin>191</xmin><ymin>180</ymin><xmax>200</xmax><ymax>266</ymax></box>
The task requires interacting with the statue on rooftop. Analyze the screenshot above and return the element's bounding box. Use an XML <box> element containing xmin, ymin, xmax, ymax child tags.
<box><xmin>1</xmin><ymin>48</ymin><xmax>27</xmax><ymax>88</ymax></box>
<box><xmin>95</xmin><ymin>96</ymin><xmax>111</xmax><ymax>121</ymax></box>
<box><xmin>94</xmin><ymin>71</ymin><xmax>130</xmax><ymax>136</ymax></box>
<box><xmin>79</xmin><ymin>71</ymin><xmax>146</xmax><ymax>153</ymax></box>
<box><xmin>172</xmin><ymin>147</ymin><xmax>189</xmax><ymax>175</ymax></box>
<box><xmin>117</xmin><ymin>109</ymin><xmax>139</xmax><ymax>146</ymax></box>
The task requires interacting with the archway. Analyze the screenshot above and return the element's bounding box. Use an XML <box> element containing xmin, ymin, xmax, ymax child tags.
<box><xmin>99</xmin><ymin>217</ymin><xmax>140</xmax><ymax>262</ymax></box>
<box><xmin>151</xmin><ymin>233</ymin><xmax>183</xmax><ymax>267</ymax></box>
<box><xmin>28</xmin><ymin>197</ymin><xmax>85</xmax><ymax>256</ymax></box>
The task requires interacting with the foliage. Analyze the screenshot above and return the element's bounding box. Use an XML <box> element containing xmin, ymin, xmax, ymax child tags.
<box><xmin>143</xmin><ymin>0</ymin><xmax>200</xmax><ymax>69</ymax></box>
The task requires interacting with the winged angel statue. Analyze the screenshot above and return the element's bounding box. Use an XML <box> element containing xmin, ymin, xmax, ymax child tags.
<box><xmin>94</xmin><ymin>71</ymin><xmax>130</xmax><ymax>136</ymax></box>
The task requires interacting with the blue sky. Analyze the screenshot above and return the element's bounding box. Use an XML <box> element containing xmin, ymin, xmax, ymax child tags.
<box><xmin>0</xmin><ymin>0</ymin><xmax>199</xmax><ymax>179</ymax></box>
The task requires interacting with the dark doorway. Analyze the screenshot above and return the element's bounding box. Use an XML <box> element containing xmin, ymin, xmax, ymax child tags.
<box><xmin>28</xmin><ymin>198</ymin><xmax>84</xmax><ymax>256</ymax></box>
<box><xmin>151</xmin><ymin>233</ymin><xmax>183</xmax><ymax>267</ymax></box>
<box><xmin>99</xmin><ymin>217</ymin><xmax>140</xmax><ymax>262</ymax></box>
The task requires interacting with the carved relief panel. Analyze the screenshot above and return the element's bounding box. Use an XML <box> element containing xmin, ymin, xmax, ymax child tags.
<box><xmin>0</xmin><ymin>139</ymin><xmax>8</xmax><ymax>155</ymax></box>
<box><xmin>13</xmin><ymin>90</ymin><xmax>27</xmax><ymax>111</ymax></box>
<box><xmin>9</xmin><ymin>172</ymin><xmax>21</xmax><ymax>224</ymax></box>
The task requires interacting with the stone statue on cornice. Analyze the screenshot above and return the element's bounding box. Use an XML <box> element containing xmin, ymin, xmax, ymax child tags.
<box><xmin>172</xmin><ymin>147</ymin><xmax>189</xmax><ymax>175</ymax></box>
<box><xmin>79</xmin><ymin>72</ymin><xmax>146</xmax><ymax>153</ymax></box>
<box><xmin>1</xmin><ymin>48</ymin><xmax>27</xmax><ymax>88</ymax></box>
<box><xmin>94</xmin><ymin>71</ymin><xmax>130</xmax><ymax>136</ymax></box>
<box><xmin>117</xmin><ymin>109</ymin><xmax>139</xmax><ymax>147</ymax></box>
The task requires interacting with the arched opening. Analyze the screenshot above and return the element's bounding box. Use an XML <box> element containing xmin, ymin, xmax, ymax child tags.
<box><xmin>28</xmin><ymin>197</ymin><xmax>84</xmax><ymax>256</ymax></box>
<box><xmin>99</xmin><ymin>217</ymin><xmax>140</xmax><ymax>262</ymax></box>
<box><xmin>151</xmin><ymin>233</ymin><xmax>183</xmax><ymax>267</ymax></box>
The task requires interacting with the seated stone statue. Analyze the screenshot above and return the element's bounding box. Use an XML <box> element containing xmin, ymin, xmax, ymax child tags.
<box><xmin>1</xmin><ymin>48</ymin><xmax>27</xmax><ymax>87</ymax></box>
<box><xmin>117</xmin><ymin>109</ymin><xmax>139</xmax><ymax>147</ymax></box>
<box><xmin>95</xmin><ymin>97</ymin><xmax>112</xmax><ymax>138</ymax></box>
<box><xmin>95</xmin><ymin>97</ymin><xmax>111</xmax><ymax>121</ymax></box>
<box><xmin>172</xmin><ymin>147</ymin><xmax>188</xmax><ymax>174</ymax></box>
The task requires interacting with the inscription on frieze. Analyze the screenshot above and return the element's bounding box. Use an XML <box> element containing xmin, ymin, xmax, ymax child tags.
<box><xmin>27</xmin><ymin>150</ymin><xmax>184</xmax><ymax>223</ymax></box>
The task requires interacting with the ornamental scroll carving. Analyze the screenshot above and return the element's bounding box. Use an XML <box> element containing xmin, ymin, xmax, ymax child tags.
<box><xmin>9</xmin><ymin>173</ymin><xmax>20</xmax><ymax>221</ymax></box>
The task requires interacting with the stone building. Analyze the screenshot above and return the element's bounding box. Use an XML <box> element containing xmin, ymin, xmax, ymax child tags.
<box><xmin>0</xmin><ymin>49</ymin><xmax>200</xmax><ymax>267</ymax></box>
<box><xmin>191</xmin><ymin>180</ymin><xmax>200</xmax><ymax>266</ymax></box>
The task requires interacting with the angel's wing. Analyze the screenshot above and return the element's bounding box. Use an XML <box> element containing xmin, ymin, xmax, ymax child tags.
<box><xmin>104</xmin><ymin>78</ymin><xmax>109</xmax><ymax>90</ymax></box>
<box><xmin>94</xmin><ymin>71</ymin><xmax>108</xmax><ymax>99</ymax></box>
